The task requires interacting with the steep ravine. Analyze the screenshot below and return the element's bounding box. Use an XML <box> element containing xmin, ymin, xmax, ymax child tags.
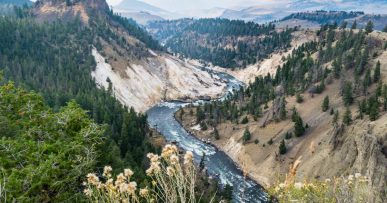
<box><xmin>146</xmin><ymin>72</ymin><xmax>269</xmax><ymax>203</ymax></box>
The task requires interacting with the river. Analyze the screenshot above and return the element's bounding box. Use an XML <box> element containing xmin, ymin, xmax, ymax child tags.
<box><xmin>146</xmin><ymin>70</ymin><xmax>268</xmax><ymax>202</ymax></box>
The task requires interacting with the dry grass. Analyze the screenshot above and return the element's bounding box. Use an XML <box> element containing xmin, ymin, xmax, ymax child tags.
<box><xmin>83</xmin><ymin>145</ymin><xmax>214</xmax><ymax>203</ymax></box>
<box><xmin>269</xmin><ymin>159</ymin><xmax>371</xmax><ymax>203</ymax></box>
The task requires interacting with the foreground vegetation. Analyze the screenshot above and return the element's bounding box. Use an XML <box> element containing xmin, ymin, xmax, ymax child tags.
<box><xmin>269</xmin><ymin>159</ymin><xmax>371</xmax><ymax>203</ymax></box>
<box><xmin>84</xmin><ymin>145</ymin><xmax>215</xmax><ymax>203</ymax></box>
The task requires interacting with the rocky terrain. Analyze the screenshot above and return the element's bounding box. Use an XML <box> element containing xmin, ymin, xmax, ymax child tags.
<box><xmin>177</xmin><ymin>30</ymin><xmax>387</xmax><ymax>202</ymax></box>
<box><xmin>33</xmin><ymin>0</ymin><xmax>227</xmax><ymax>112</ymax></box>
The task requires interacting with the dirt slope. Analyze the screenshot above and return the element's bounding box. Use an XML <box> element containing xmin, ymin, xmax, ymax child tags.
<box><xmin>92</xmin><ymin>48</ymin><xmax>226</xmax><ymax>112</ymax></box>
<box><xmin>178</xmin><ymin>31</ymin><xmax>387</xmax><ymax>202</ymax></box>
<box><xmin>210</xmin><ymin>30</ymin><xmax>318</xmax><ymax>84</ymax></box>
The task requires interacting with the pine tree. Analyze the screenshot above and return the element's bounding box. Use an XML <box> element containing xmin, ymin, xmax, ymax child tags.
<box><xmin>294</xmin><ymin>115</ymin><xmax>305</xmax><ymax>137</ymax></box>
<box><xmin>322</xmin><ymin>96</ymin><xmax>330</xmax><ymax>112</ymax></box>
<box><xmin>285</xmin><ymin>132</ymin><xmax>292</xmax><ymax>139</ymax></box>
<box><xmin>196</xmin><ymin>106</ymin><xmax>205</xmax><ymax>124</ymax></box>
<box><xmin>343</xmin><ymin>82</ymin><xmax>353</xmax><ymax>106</ymax></box>
<box><xmin>279</xmin><ymin>97</ymin><xmax>287</xmax><ymax>120</ymax></box>
<box><xmin>365</xmin><ymin>21</ymin><xmax>374</xmax><ymax>34</ymax></box>
<box><xmin>363</xmin><ymin>69</ymin><xmax>372</xmax><ymax>94</ymax></box>
<box><xmin>213</xmin><ymin>127</ymin><xmax>220</xmax><ymax>140</ymax></box>
<box><xmin>279</xmin><ymin>139</ymin><xmax>287</xmax><ymax>155</ymax></box>
<box><xmin>199</xmin><ymin>152</ymin><xmax>206</xmax><ymax>170</ymax></box>
<box><xmin>343</xmin><ymin>107</ymin><xmax>352</xmax><ymax>125</ymax></box>
<box><xmin>243</xmin><ymin>127</ymin><xmax>251</xmax><ymax>143</ymax></box>
<box><xmin>241</xmin><ymin>116</ymin><xmax>249</xmax><ymax>124</ymax></box>
<box><xmin>374</xmin><ymin>61</ymin><xmax>381</xmax><ymax>83</ymax></box>
<box><xmin>368</xmin><ymin>96</ymin><xmax>379</xmax><ymax>121</ymax></box>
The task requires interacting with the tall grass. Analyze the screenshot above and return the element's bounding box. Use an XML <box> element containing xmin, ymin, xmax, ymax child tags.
<box><xmin>83</xmin><ymin>144</ymin><xmax>214</xmax><ymax>203</ymax></box>
<box><xmin>268</xmin><ymin>156</ymin><xmax>371</xmax><ymax>203</ymax></box>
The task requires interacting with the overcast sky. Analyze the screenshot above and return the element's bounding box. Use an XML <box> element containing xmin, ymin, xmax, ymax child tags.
<box><xmin>106</xmin><ymin>0</ymin><xmax>282</xmax><ymax>12</ymax></box>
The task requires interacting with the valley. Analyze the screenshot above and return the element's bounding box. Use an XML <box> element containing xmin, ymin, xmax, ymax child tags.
<box><xmin>0</xmin><ymin>0</ymin><xmax>386</xmax><ymax>203</ymax></box>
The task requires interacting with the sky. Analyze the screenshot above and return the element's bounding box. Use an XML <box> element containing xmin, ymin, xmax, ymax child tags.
<box><xmin>106</xmin><ymin>0</ymin><xmax>280</xmax><ymax>12</ymax></box>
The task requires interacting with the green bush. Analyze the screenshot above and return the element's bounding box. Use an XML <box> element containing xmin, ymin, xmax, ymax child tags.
<box><xmin>0</xmin><ymin>82</ymin><xmax>104</xmax><ymax>202</ymax></box>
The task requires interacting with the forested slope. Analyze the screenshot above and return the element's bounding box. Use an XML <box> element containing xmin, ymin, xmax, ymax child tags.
<box><xmin>178</xmin><ymin>25</ymin><xmax>387</xmax><ymax>201</ymax></box>
<box><xmin>148</xmin><ymin>18</ymin><xmax>295</xmax><ymax>68</ymax></box>
<box><xmin>0</xmin><ymin>2</ymin><xmax>159</xmax><ymax>201</ymax></box>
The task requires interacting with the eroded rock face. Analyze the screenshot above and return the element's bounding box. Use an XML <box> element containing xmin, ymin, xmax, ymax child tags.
<box><xmin>34</xmin><ymin>0</ymin><xmax>109</xmax><ymax>24</ymax></box>
<box><xmin>322</xmin><ymin>119</ymin><xmax>387</xmax><ymax>202</ymax></box>
<box><xmin>91</xmin><ymin>48</ymin><xmax>227</xmax><ymax>112</ymax></box>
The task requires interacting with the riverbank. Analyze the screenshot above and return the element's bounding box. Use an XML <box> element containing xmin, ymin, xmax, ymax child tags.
<box><xmin>174</xmin><ymin>107</ymin><xmax>273</xmax><ymax>188</ymax></box>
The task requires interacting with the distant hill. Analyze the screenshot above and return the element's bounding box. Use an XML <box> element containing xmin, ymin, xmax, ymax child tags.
<box><xmin>0</xmin><ymin>0</ymin><xmax>32</xmax><ymax>16</ymax></box>
<box><xmin>220</xmin><ymin>6</ymin><xmax>284</xmax><ymax>23</ymax></box>
<box><xmin>117</xmin><ymin>11</ymin><xmax>164</xmax><ymax>25</ymax></box>
<box><xmin>218</xmin><ymin>0</ymin><xmax>387</xmax><ymax>23</ymax></box>
<box><xmin>0</xmin><ymin>0</ymin><xmax>32</xmax><ymax>6</ymax></box>
<box><xmin>113</xmin><ymin>0</ymin><xmax>174</xmax><ymax>19</ymax></box>
<box><xmin>280</xmin><ymin>11</ymin><xmax>387</xmax><ymax>30</ymax></box>
<box><xmin>147</xmin><ymin>18</ymin><xmax>294</xmax><ymax>68</ymax></box>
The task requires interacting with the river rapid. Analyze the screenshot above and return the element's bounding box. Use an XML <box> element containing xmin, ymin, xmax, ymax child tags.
<box><xmin>146</xmin><ymin>70</ymin><xmax>268</xmax><ymax>202</ymax></box>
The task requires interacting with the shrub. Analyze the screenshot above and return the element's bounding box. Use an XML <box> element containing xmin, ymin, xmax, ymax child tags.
<box><xmin>322</xmin><ymin>96</ymin><xmax>330</xmax><ymax>112</ymax></box>
<box><xmin>200</xmin><ymin>121</ymin><xmax>208</xmax><ymax>130</ymax></box>
<box><xmin>269</xmin><ymin>174</ymin><xmax>371</xmax><ymax>203</ymax></box>
<box><xmin>241</xmin><ymin>116</ymin><xmax>249</xmax><ymax>124</ymax></box>
<box><xmin>296</xmin><ymin>93</ymin><xmax>304</xmax><ymax>103</ymax></box>
<box><xmin>83</xmin><ymin>145</ymin><xmax>211</xmax><ymax>203</ymax></box>
<box><xmin>285</xmin><ymin>132</ymin><xmax>292</xmax><ymax>140</ymax></box>
<box><xmin>279</xmin><ymin>140</ymin><xmax>287</xmax><ymax>154</ymax></box>
<box><xmin>243</xmin><ymin>127</ymin><xmax>251</xmax><ymax>143</ymax></box>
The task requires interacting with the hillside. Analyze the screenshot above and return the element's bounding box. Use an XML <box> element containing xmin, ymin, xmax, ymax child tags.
<box><xmin>0</xmin><ymin>0</ymin><xmax>227</xmax><ymax>201</ymax></box>
<box><xmin>147</xmin><ymin>18</ymin><xmax>295</xmax><ymax>68</ymax></box>
<box><xmin>30</xmin><ymin>0</ymin><xmax>226</xmax><ymax>112</ymax></box>
<box><xmin>113</xmin><ymin>0</ymin><xmax>174</xmax><ymax>20</ymax></box>
<box><xmin>0</xmin><ymin>0</ymin><xmax>32</xmax><ymax>15</ymax></box>
<box><xmin>177</xmin><ymin>27</ymin><xmax>387</xmax><ymax>201</ymax></box>
<box><xmin>280</xmin><ymin>11</ymin><xmax>387</xmax><ymax>31</ymax></box>
<box><xmin>115</xmin><ymin>11</ymin><xmax>164</xmax><ymax>25</ymax></box>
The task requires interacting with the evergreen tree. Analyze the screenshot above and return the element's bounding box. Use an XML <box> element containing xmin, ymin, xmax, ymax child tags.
<box><xmin>285</xmin><ymin>132</ymin><xmax>292</xmax><ymax>139</ymax></box>
<box><xmin>368</xmin><ymin>96</ymin><xmax>379</xmax><ymax>121</ymax></box>
<box><xmin>213</xmin><ymin>127</ymin><xmax>220</xmax><ymax>140</ymax></box>
<box><xmin>374</xmin><ymin>61</ymin><xmax>381</xmax><ymax>83</ymax></box>
<box><xmin>343</xmin><ymin>82</ymin><xmax>354</xmax><ymax>106</ymax></box>
<box><xmin>243</xmin><ymin>127</ymin><xmax>251</xmax><ymax>143</ymax></box>
<box><xmin>383</xmin><ymin>25</ymin><xmax>387</xmax><ymax>33</ymax></box>
<box><xmin>196</xmin><ymin>106</ymin><xmax>205</xmax><ymax>124</ymax></box>
<box><xmin>279</xmin><ymin>139</ymin><xmax>287</xmax><ymax>155</ymax></box>
<box><xmin>365</xmin><ymin>20</ymin><xmax>374</xmax><ymax>34</ymax></box>
<box><xmin>363</xmin><ymin>69</ymin><xmax>372</xmax><ymax>93</ymax></box>
<box><xmin>241</xmin><ymin>116</ymin><xmax>249</xmax><ymax>124</ymax></box>
<box><xmin>322</xmin><ymin>96</ymin><xmax>330</xmax><ymax>112</ymax></box>
<box><xmin>294</xmin><ymin>115</ymin><xmax>305</xmax><ymax>137</ymax></box>
<box><xmin>343</xmin><ymin>107</ymin><xmax>352</xmax><ymax>125</ymax></box>
<box><xmin>199</xmin><ymin>152</ymin><xmax>206</xmax><ymax>170</ymax></box>
<box><xmin>279</xmin><ymin>97</ymin><xmax>287</xmax><ymax>120</ymax></box>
